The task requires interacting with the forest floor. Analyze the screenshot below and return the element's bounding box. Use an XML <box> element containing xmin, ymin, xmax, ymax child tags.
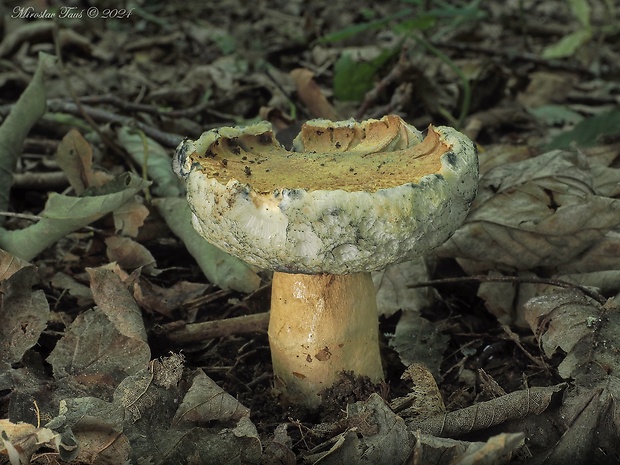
<box><xmin>1</xmin><ymin>0</ymin><xmax>620</xmax><ymax>464</ymax></box>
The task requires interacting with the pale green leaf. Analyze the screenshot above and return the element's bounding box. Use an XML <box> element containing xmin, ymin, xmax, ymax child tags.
<box><xmin>0</xmin><ymin>52</ymin><xmax>55</xmax><ymax>218</ymax></box>
<box><xmin>116</xmin><ymin>126</ymin><xmax>182</xmax><ymax>198</ymax></box>
<box><xmin>0</xmin><ymin>173</ymin><xmax>150</xmax><ymax>261</ymax></box>
<box><xmin>528</xmin><ymin>104</ymin><xmax>583</xmax><ymax>126</ymax></box>
<box><xmin>546</xmin><ymin>108</ymin><xmax>620</xmax><ymax>150</ymax></box>
<box><xmin>542</xmin><ymin>28</ymin><xmax>592</xmax><ymax>59</ymax></box>
<box><xmin>569</xmin><ymin>0</ymin><xmax>591</xmax><ymax>27</ymax></box>
<box><xmin>333</xmin><ymin>49</ymin><xmax>396</xmax><ymax>102</ymax></box>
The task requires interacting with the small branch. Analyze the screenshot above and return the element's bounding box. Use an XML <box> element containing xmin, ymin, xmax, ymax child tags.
<box><xmin>355</xmin><ymin>46</ymin><xmax>410</xmax><ymax>120</ymax></box>
<box><xmin>408</xmin><ymin>275</ymin><xmax>607</xmax><ymax>305</ymax></box>
<box><xmin>436</xmin><ymin>41</ymin><xmax>601</xmax><ymax>78</ymax></box>
<box><xmin>46</xmin><ymin>100</ymin><xmax>184</xmax><ymax>147</ymax></box>
<box><xmin>164</xmin><ymin>312</ymin><xmax>269</xmax><ymax>344</ymax></box>
<box><xmin>12</xmin><ymin>171</ymin><xmax>68</xmax><ymax>190</ymax></box>
<box><xmin>0</xmin><ymin>211</ymin><xmax>42</xmax><ymax>221</ymax></box>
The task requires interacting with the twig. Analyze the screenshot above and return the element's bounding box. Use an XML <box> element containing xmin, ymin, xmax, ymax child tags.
<box><xmin>164</xmin><ymin>312</ymin><xmax>269</xmax><ymax>344</ymax></box>
<box><xmin>46</xmin><ymin>100</ymin><xmax>184</xmax><ymax>147</ymax></box>
<box><xmin>79</xmin><ymin>94</ymin><xmax>215</xmax><ymax>120</ymax></box>
<box><xmin>0</xmin><ymin>211</ymin><xmax>42</xmax><ymax>221</ymax></box>
<box><xmin>78</xmin><ymin>94</ymin><xmax>165</xmax><ymax>115</ymax></box>
<box><xmin>408</xmin><ymin>275</ymin><xmax>607</xmax><ymax>305</ymax></box>
<box><xmin>355</xmin><ymin>46</ymin><xmax>410</xmax><ymax>120</ymax></box>
<box><xmin>53</xmin><ymin>27</ymin><xmax>124</xmax><ymax>158</ymax></box>
<box><xmin>184</xmin><ymin>288</ymin><xmax>235</xmax><ymax>310</ymax></box>
<box><xmin>412</xmin><ymin>35</ymin><xmax>471</xmax><ymax>129</ymax></box>
<box><xmin>436</xmin><ymin>41</ymin><xmax>601</xmax><ymax>78</ymax></box>
<box><xmin>12</xmin><ymin>171</ymin><xmax>68</xmax><ymax>190</ymax></box>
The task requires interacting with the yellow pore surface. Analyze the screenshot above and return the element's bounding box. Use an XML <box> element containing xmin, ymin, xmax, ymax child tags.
<box><xmin>191</xmin><ymin>117</ymin><xmax>450</xmax><ymax>193</ymax></box>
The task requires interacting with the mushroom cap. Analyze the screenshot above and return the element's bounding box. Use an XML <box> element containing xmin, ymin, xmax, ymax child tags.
<box><xmin>174</xmin><ymin>115</ymin><xmax>478</xmax><ymax>274</ymax></box>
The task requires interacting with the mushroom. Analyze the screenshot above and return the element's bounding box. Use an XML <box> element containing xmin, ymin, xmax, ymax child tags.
<box><xmin>173</xmin><ymin>115</ymin><xmax>478</xmax><ymax>408</ymax></box>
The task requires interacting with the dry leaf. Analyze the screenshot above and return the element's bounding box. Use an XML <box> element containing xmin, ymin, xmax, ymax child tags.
<box><xmin>306</xmin><ymin>394</ymin><xmax>413</xmax><ymax>465</ymax></box>
<box><xmin>105</xmin><ymin>236</ymin><xmax>157</xmax><ymax>273</ymax></box>
<box><xmin>407</xmin><ymin>384</ymin><xmax>564</xmax><ymax>437</ymax></box>
<box><xmin>47</xmin><ymin>396</ymin><xmax>127</xmax><ymax>463</ymax></box>
<box><xmin>450</xmin><ymin>432</ymin><xmax>525</xmax><ymax>465</ymax></box>
<box><xmin>388</xmin><ymin>310</ymin><xmax>449</xmax><ymax>378</ymax></box>
<box><xmin>113</xmin><ymin>196</ymin><xmax>149</xmax><ymax>238</ymax></box>
<box><xmin>557</xmin><ymin>231</ymin><xmax>620</xmax><ymax>274</ymax></box>
<box><xmin>152</xmin><ymin>353</ymin><xmax>184</xmax><ymax>389</ymax></box>
<box><xmin>46</xmin><ymin>308</ymin><xmax>150</xmax><ymax>394</ymax></box>
<box><xmin>477</xmin><ymin>270</ymin><xmax>540</xmax><ymax>327</ymax></box>
<box><xmin>0</xmin><ymin>265</ymin><xmax>50</xmax><ymax>366</ymax></box>
<box><xmin>49</xmin><ymin>271</ymin><xmax>93</xmax><ymax>307</ymax></box>
<box><xmin>391</xmin><ymin>363</ymin><xmax>445</xmax><ymax>420</ymax></box>
<box><xmin>87</xmin><ymin>265</ymin><xmax>149</xmax><ymax>343</ymax></box>
<box><xmin>172</xmin><ymin>369</ymin><xmax>250</xmax><ymax>425</ymax></box>
<box><xmin>436</xmin><ymin>150</ymin><xmax>620</xmax><ymax>270</ymax></box>
<box><xmin>0</xmin><ymin>249</ymin><xmax>30</xmax><ymax>280</ymax></box>
<box><xmin>525</xmin><ymin>290</ymin><xmax>620</xmax><ymax>383</ymax></box>
<box><xmin>290</xmin><ymin>68</ymin><xmax>340</xmax><ymax>120</ymax></box>
<box><xmin>0</xmin><ymin>419</ymin><xmax>57</xmax><ymax>465</ymax></box>
<box><xmin>373</xmin><ymin>257</ymin><xmax>436</xmax><ymax>318</ymax></box>
<box><xmin>545</xmin><ymin>385</ymin><xmax>620</xmax><ymax>464</ymax></box>
<box><xmin>133</xmin><ymin>279</ymin><xmax>209</xmax><ymax>318</ymax></box>
<box><xmin>55</xmin><ymin>129</ymin><xmax>98</xmax><ymax>195</ymax></box>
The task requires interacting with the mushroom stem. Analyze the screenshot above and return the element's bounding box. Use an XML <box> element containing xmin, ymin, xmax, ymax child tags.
<box><xmin>268</xmin><ymin>271</ymin><xmax>383</xmax><ymax>407</ymax></box>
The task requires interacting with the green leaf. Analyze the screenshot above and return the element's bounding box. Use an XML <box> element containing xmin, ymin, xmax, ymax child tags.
<box><xmin>318</xmin><ymin>8</ymin><xmax>412</xmax><ymax>43</ymax></box>
<box><xmin>528</xmin><ymin>104</ymin><xmax>583</xmax><ymax>126</ymax></box>
<box><xmin>0</xmin><ymin>52</ymin><xmax>55</xmax><ymax>219</ymax></box>
<box><xmin>542</xmin><ymin>28</ymin><xmax>592</xmax><ymax>59</ymax></box>
<box><xmin>116</xmin><ymin>126</ymin><xmax>183</xmax><ymax>198</ymax></box>
<box><xmin>568</xmin><ymin>0</ymin><xmax>591</xmax><ymax>28</ymax></box>
<box><xmin>0</xmin><ymin>173</ymin><xmax>150</xmax><ymax>261</ymax></box>
<box><xmin>333</xmin><ymin>49</ymin><xmax>396</xmax><ymax>102</ymax></box>
<box><xmin>392</xmin><ymin>16</ymin><xmax>436</xmax><ymax>34</ymax></box>
<box><xmin>546</xmin><ymin>109</ymin><xmax>620</xmax><ymax>150</ymax></box>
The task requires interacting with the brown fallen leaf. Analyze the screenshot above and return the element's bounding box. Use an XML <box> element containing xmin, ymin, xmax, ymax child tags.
<box><xmin>391</xmin><ymin>363</ymin><xmax>445</xmax><ymax>421</ymax></box>
<box><xmin>0</xmin><ymin>248</ymin><xmax>30</xmax><ymax>280</ymax></box>
<box><xmin>406</xmin><ymin>384</ymin><xmax>565</xmax><ymax>437</ymax></box>
<box><xmin>290</xmin><ymin>68</ymin><xmax>340</xmax><ymax>120</ymax></box>
<box><xmin>0</xmin><ymin>263</ymin><xmax>50</xmax><ymax>366</ymax></box>
<box><xmin>133</xmin><ymin>278</ymin><xmax>209</xmax><ymax>318</ymax></box>
<box><xmin>105</xmin><ymin>236</ymin><xmax>157</xmax><ymax>274</ymax></box>
<box><xmin>113</xmin><ymin>196</ymin><xmax>149</xmax><ymax>238</ymax></box>
<box><xmin>55</xmin><ymin>129</ymin><xmax>112</xmax><ymax>195</ymax></box>
<box><xmin>436</xmin><ymin>149</ymin><xmax>620</xmax><ymax>270</ymax></box>
<box><xmin>545</xmin><ymin>386</ymin><xmax>620</xmax><ymax>464</ymax></box>
<box><xmin>524</xmin><ymin>290</ymin><xmax>620</xmax><ymax>385</ymax></box>
<box><xmin>87</xmin><ymin>265</ymin><xmax>149</xmax><ymax>344</ymax></box>
<box><xmin>172</xmin><ymin>369</ymin><xmax>250</xmax><ymax>426</ymax></box>
<box><xmin>46</xmin><ymin>308</ymin><xmax>150</xmax><ymax>395</ymax></box>
<box><xmin>0</xmin><ymin>419</ymin><xmax>56</xmax><ymax>464</ymax></box>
